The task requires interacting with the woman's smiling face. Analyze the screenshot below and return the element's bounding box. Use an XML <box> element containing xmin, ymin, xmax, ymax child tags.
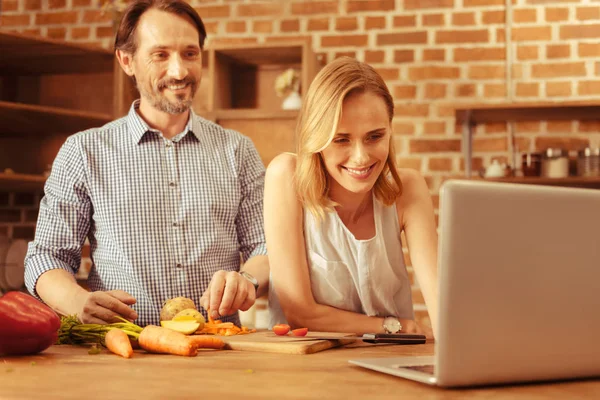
<box><xmin>321</xmin><ymin>90</ymin><xmax>391</xmax><ymax>198</ymax></box>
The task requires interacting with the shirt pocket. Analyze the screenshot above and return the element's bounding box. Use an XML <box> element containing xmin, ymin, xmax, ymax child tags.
<box><xmin>308</xmin><ymin>250</ymin><xmax>361</xmax><ymax>312</ymax></box>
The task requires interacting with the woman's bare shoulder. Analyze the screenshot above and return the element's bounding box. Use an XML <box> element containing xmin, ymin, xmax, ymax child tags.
<box><xmin>266</xmin><ymin>152</ymin><xmax>297</xmax><ymax>180</ymax></box>
<box><xmin>396</xmin><ymin>168</ymin><xmax>430</xmax><ymax>205</ymax></box>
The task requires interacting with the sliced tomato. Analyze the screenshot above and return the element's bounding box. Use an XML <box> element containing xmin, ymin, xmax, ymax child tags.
<box><xmin>273</xmin><ymin>324</ymin><xmax>291</xmax><ymax>336</ymax></box>
<box><xmin>291</xmin><ymin>327</ymin><xmax>308</xmax><ymax>336</ymax></box>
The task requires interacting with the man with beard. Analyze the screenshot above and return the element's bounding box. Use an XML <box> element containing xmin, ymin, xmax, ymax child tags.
<box><xmin>24</xmin><ymin>0</ymin><xmax>269</xmax><ymax>327</ymax></box>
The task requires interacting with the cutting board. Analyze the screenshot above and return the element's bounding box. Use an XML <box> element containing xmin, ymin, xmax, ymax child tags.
<box><xmin>207</xmin><ymin>331</ymin><xmax>356</xmax><ymax>355</ymax></box>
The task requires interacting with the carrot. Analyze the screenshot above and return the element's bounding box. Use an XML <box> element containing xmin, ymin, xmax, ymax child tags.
<box><xmin>188</xmin><ymin>335</ymin><xmax>226</xmax><ymax>350</ymax></box>
<box><xmin>105</xmin><ymin>328</ymin><xmax>134</xmax><ymax>359</ymax></box>
<box><xmin>138</xmin><ymin>325</ymin><xmax>198</xmax><ymax>357</ymax></box>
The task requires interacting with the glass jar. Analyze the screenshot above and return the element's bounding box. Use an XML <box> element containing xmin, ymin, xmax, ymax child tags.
<box><xmin>541</xmin><ymin>148</ymin><xmax>569</xmax><ymax>178</ymax></box>
<box><xmin>521</xmin><ymin>152</ymin><xmax>542</xmax><ymax>177</ymax></box>
<box><xmin>577</xmin><ymin>147</ymin><xmax>600</xmax><ymax>177</ymax></box>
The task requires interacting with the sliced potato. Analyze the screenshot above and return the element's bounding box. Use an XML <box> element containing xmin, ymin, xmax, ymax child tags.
<box><xmin>173</xmin><ymin>308</ymin><xmax>206</xmax><ymax>330</ymax></box>
<box><xmin>160</xmin><ymin>320</ymin><xmax>201</xmax><ymax>335</ymax></box>
<box><xmin>160</xmin><ymin>297</ymin><xmax>196</xmax><ymax>321</ymax></box>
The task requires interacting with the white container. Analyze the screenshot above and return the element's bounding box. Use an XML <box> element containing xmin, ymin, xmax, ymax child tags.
<box><xmin>541</xmin><ymin>148</ymin><xmax>569</xmax><ymax>178</ymax></box>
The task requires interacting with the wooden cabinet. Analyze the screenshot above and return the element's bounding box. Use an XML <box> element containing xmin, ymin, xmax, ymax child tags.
<box><xmin>0</xmin><ymin>31</ymin><xmax>135</xmax><ymax>191</ymax></box>
<box><xmin>455</xmin><ymin>101</ymin><xmax>600</xmax><ymax>189</ymax></box>
<box><xmin>196</xmin><ymin>39</ymin><xmax>322</xmax><ymax>165</ymax></box>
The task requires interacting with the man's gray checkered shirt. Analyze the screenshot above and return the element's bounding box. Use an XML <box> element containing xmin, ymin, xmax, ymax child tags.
<box><xmin>24</xmin><ymin>101</ymin><xmax>267</xmax><ymax>326</ymax></box>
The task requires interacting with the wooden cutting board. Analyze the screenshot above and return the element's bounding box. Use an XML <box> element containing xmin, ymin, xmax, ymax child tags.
<box><xmin>203</xmin><ymin>331</ymin><xmax>356</xmax><ymax>355</ymax></box>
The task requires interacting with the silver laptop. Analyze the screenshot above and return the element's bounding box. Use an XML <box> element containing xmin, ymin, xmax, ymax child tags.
<box><xmin>350</xmin><ymin>180</ymin><xmax>600</xmax><ymax>387</ymax></box>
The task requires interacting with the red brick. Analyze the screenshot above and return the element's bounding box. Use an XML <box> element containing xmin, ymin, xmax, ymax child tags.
<box><xmin>468</xmin><ymin>65</ymin><xmax>505</xmax><ymax>79</ymax></box>
<box><xmin>336</xmin><ymin>17</ymin><xmax>358</xmax><ymax>31</ymax></box>
<box><xmin>307</xmin><ymin>18</ymin><xmax>329</xmax><ymax>31</ymax></box>
<box><xmin>36</xmin><ymin>11</ymin><xmax>78</xmax><ymax>24</ymax></box>
<box><xmin>453</xmin><ymin>47</ymin><xmax>505</xmax><ymax>62</ymax></box>
<box><xmin>473</xmin><ymin>137</ymin><xmax>507</xmax><ymax>152</ymax></box>
<box><xmin>424</xmin><ymin>83</ymin><xmax>447</xmax><ymax>99</ymax></box>
<box><xmin>576</xmin><ymin>7</ymin><xmax>600</xmax><ymax>21</ymax></box>
<box><xmin>393</xmin><ymin>122</ymin><xmax>416</xmax><ymax>135</ymax></box>
<box><xmin>211</xmin><ymin>37</ymin><xmax>258</xmax><ymax>46</ymax></box>
<box><xmin>71</xmin><ymin>26</ymin><xmax>90</xmax><ymax>40</ymax></box>
<box><xmin>73</xmin><ymin>0</ymin><xmax>91</xmax><ymax>6</ymax></box>
<box><xmin>423</xmin><ymin>49</ymin><xmax>445</xmax><ymax>61</ymax></box>
<box><xmin>265</xmin><ymin>36</ymin><xmax>312</xmax><ymax>45</ymax></box>
<box><xmin>347</xmin><ymin>0</ymin><xmax>395</xmax><ymax>12</ymax></box>
<box><xmin>429</xmin><ymin>157</ymin><xmax>453</xmax><ymax>171</ymax></box>
<box><xmin>579</xmin><ymin>43</ymin><xmax>600</xmax><ymax>57</ymax></box>
<box><xmin>410</xmin><ymin>139</ymin><xmax>461</xmax><ymax>153</ymax></box>
<box><xmin>484</xmin><ymin>83</ymin><xmax>506</xmax><ymax>98</ymax></box>
<box><xmin>195</xmin><ymin>5</ymin><xmax>230</xmax><ymax>19</ymax></box>
<box><xmin>82</xmin><ymin>10</ymin><xmax>110</xmax><ymax>23</ymax></box>
<box><xmin>396</xmin><ymin>104</ymin><xmax>430</xmax><ymax>117</ymax></box>
<box><xmin>547</xmin><ymin>121</ymin><xmax>574</xmax><ymax>133</ymax></box>
<box><xmin>226</xmin><ymin>21</ymin><xmax>247</xmax><ymax>33</ymax></box>
<box><xmin>25</xmin><ymin>0</ymin><xmax>41</xmax><ymax>10</ymax></box>
<box><xmin>546</xmin><ymin>44</ymin><xmax>570</xmax><ymax>59</ymax></box>
<box><xmin>22</xmin><ymin>28</ymin><xmax>41</xmax><ymax>35</ymax></box>
<box><xmin>452</xmin><ymin>12</ymin><xmax>476</xmax><ymax>25</ymax></box>
<box><xmin>397</xmin><ymin>158</ymin><xmax>422</xmax><ymax>169</ymax></box>
<box><xmin>253</xmin><ymin>20</ymin><xmax>273</xmax><ymax>33</ymax></box>
<box><xmin>394</xmin><ymin>49</ymin><xmax>414</xmax><ymax>63</ymax></box>
<box><xmin>1</xmin><ymin>14</ymin><xmax>31</xmax><ymax>26</ymax></box>
<box><xmin>511</xmin><ymin>26</ymin><xmax>552</xmax><ymax>41</ymax></box>
<box><xmin>204</xmin><ymin>22</ymin><xmax>219</xmax><ymax>35</ymax></box>
<box><xmin>535</xmin><ymin>137</ymin><xmax>589</xmax><ymax>152</ymax></box>
<box><xmin>409</xmin><ymin>66</ymin><xmax>460</xmax><ymax>80</ymax></box>
<box><xmin>579</xmin><ymin>122</ymin><xmax>600</xmax><ymax>132</ymax></box>
<box><xmin>423</xmin><ymin>14</ymin><xmax>445</xmax><ymax>26</ymax></box>
<box><xmin>515</xmin><ymin>122</ymin><xmax>542</xmax><ymax>134</ymax></box>
<box><xmin>281</xmin><ymin>19</ymin><xmax>299</xmax><ymax>32</ymax></box>
<box><xmin>405</xmin><ymin>0</ymin><xmax>454</xmax><ymax>8</ymax></box>
<box><xmin>237</xmin><ymin>3</ymin><xmax>283</xmax><ymax>17</ymax></box>
<box><xmin>516</xmin><ymin>82</ymin><xmax>539</xmax><ymax>97</ymax></box>
<box><xmin>0</xmin><ymin>210</ymin><xmax>21</xmax><ymax>223</ymax></box>
<box><xmin>484</xmin><ymin>123</ymin><xmax>507</xmax><ymax>134</ymax></box>
<box><xmin>321</xmin><ymin>35</ymin><xmax>368</xmax><ymax>47</ymax></box>
<box><xmin>531</xmin><ymin>62</ymin><xmax>586</xmax><ymax>78</ymax></box>
<box><xmin>560</xmin><ymin>24</ymin><xmax>600</xmax><ymax>40</ymax></box>
<box><xmin>578</xmin><ymin>81</ymin><xmax>600</xmax><ymax>96</ymax></box>
<box><xmin>365</xmin><ymin>50</ymin><xmax>385</xmax><ymax>63</ymax></box>
<box><xmin>48</xmin><ymin>0</ymin><xmax>66</xmax><ymax>9</ymax></box>
<box><xmin>291</xmin><ymin>2</ymin><xmax>338</xmax><ymax>14</ymax></box>
<box><xmin>424</xmin><ymin>122</ymin><xmax>447</xmax><ymax>135</ymax></box>
<box><xmin>517</xmin><ymin>45</ymin><xmax>539</xmax><ymax>60</ymax></box>
<box><xmin>482</xmin><ymin>10</ymin><xmax>505</xmax><ymax>24</ymax></box>
<box><xmin>513</xmin><ymin>137</ymin><xmax>532</xmax><ymax>153</ymax></box>
<box><xmin>3</xmin><ymin>0</ymin><xmax>18</xmax><ymax>11</ymax></box>
<box><xmin>436</xmin><ymin>29</ymin><xmax>489</xmax><ymax>44</ymax></box>
<box><xmin>376</xmin><ymin>67</ymin><xmax>399</xmax><ymax>80</ymax></box>
<box><xmin>13</xmin><ymin>226</ymin><xmax>35</xmax><ymax>240</ymax></box>
<box><xmin>377</xmin><ymin>31</ymin><xmax>428</xmax><ymax>45</ymax></box>
<box><xmin>456</xmin><ymin>83</ymin><xmax>477</xmax><ymax>97</ymax></box>
<box><xmin>336</xmin><ymin>51</ymin><xmax>356</xmax><ymax>59</ymax></box>
<box><xmin>459</xmin><ymin>157</ymin><xmax>484</xmax><ymax>172</ymax></box>
<box><xmin>365</xmin><ymin>16</ymin><xmax>386</xmax><ymax>29</ymax></box>
<box><xmin>545</xmin><ymin>7</ymin><xmax>569</xmax><ymax>22</ymax></box>
<box><xmin>96</xmin><ymin>26</ymin><xmax>113</xmax><ymax>38</ymax></box>
<box><xmin>513</xmin><ymin>8</ymin><xmax>537</xmax><ymax>23</ymax></box>
<box><xmin>463</xmin><ymin>0</ymin><xmax>504</xmax><ymax>6</ymax></box>
<box><xmin>547</xmin><ymin>81</ymin><xmax>572</xmax><ymax>97</ymax></box>
<box><xmin>393</xmin><ymin>15</ymin><xmax>417</xmax><ymax>27</ymax></box>
<box><xmin>48</xmin><ymin>27</ymin><xmax>67</xmax><ymax>39</ymax></box>
<box><xmin>393</xmin><ymin>85</ymin><xmax>417</xmax><ymax>99</ymax></box>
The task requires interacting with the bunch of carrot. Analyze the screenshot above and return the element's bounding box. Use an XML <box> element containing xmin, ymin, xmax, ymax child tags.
<box><xmin>194</xmin><ymin>312</ymin><xmax>256</xmax><ymax>336</ymax></box>
<box><xmin>57</xmin><ymin>315</ymin><xmax>225</xmax><ymax>358</ymax></box>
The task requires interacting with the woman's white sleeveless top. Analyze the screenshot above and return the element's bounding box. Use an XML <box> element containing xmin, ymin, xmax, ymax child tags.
<box><xmin>268</xmin><ymin>195</ymin><xmax>414</xmax><ymax>327</ymax></box>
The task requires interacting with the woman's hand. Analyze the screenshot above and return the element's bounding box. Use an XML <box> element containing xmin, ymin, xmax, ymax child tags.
<box><xmin>400</xmin><ymin>319</ymin><xmax>434</xmax><ymax>340</ymax></box>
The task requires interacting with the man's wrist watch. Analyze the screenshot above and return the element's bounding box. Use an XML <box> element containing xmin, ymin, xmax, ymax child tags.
<box><xmin>239</xmin><ymin>271</ymin><xmax>259</xmax><ymax>294</ymax></box>
<box><xmin>383</xmin><ymin>316</ymin><xmax>402</xmax><ymax>334</ymax></box>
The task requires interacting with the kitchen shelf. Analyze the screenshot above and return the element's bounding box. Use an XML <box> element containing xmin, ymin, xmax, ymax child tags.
<box><xmin>0</xmin><ymin>31</ymin><xmax>113</xmax><ymax>75</ymax></box>
<box><xmin>0</xmin><ymin>101</ymin><xmax>112</xmax><ymax>136</ymax></box>
<box><xmin>204</xmin><ymin>109</ymin><xmax>299</xmax><ymax>121</ymax></box>
<box><xmin>0</xmin><ymin>172</ymin><xmax>46</xmax><ymax>192</ymax></box>
<box><xmin>454</xmin><ymin>101</ymin><xmax>600</xmax><ymax>178</ymax></box>
<box><xmin>469</xmin><ymin>176</ymin><xmax>600</xmax><ymax>189</ymax></box>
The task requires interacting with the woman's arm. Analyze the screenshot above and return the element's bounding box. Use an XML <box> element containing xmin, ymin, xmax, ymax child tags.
<box><xmin>265</xmin><ymin>154</ymin><xmax>394</xmax><ymax>334</ymax></box>
<box><xmin>397</xmin><ymin>169</ymin><xmax>439</xmax><ymax>337</ymax></box>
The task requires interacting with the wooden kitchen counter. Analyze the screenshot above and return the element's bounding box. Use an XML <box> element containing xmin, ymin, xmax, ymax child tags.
<box><xmin>1</xmin><ymin>343</ymin><xmax>599</xmax><ymax>399</ymax></box>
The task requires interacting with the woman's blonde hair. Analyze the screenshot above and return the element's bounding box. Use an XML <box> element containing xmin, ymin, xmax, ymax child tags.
<box><xmin>295</xmin><ymin>56</ymin><xmax>403</xmax><ymax>219</ymax></box>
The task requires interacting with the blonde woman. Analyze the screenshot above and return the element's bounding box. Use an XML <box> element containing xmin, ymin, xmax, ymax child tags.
<box><xmin>264</xmin><ymin>57</ymin><xmax>438</xmax><ymax>338</ymax></box>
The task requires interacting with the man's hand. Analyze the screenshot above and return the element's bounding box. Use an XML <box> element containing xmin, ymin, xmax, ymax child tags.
<box><xmin>76</xmin><ymin>290</ymin><xmax>138</xmax><ymax>324</ymax></box>
<box><xmin>200</xmin><ymin>270</ymin><xmax>256</xmax><ymax>320</ymax></box>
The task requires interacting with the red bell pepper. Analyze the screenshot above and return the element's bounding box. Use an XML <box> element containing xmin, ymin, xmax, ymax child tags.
<box><xmin>0</xmin><ymin>291</ymin><xmax>61</xmax><ymax>356</ymax></box>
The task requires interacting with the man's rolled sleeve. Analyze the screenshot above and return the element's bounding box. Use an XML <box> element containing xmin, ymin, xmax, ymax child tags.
<box><xmin>24</xmin><ymin>135</ymin><xmax>92</xmax><ymax>299</ymax></box>
<box><xmin>235</xmin><ymin>135</ymin><xmax>268</xmax><ymax>262</ymax></box>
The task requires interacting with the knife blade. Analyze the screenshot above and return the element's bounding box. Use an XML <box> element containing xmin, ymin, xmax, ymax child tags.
<box><xmin>294</xmin><ymin>333</ymin><xmax>427</xmax><ymax>344</ymax></box>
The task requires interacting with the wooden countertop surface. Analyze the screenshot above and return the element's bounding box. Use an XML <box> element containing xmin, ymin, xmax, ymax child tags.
<box><xmin>1</xmin><ymin>343</ymin><xmax>599</xmax><ymax>399</ymax></box>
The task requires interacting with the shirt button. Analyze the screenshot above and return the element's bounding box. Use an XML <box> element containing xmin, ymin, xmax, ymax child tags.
<box><xmin>176</xmin><ymin>263</ymin><xmax>182</xmax><ymax>269</ymax></box>
<box><xmin>172</xmin><ymin>222</ymin><xmax>178</xmax><ymax>227</ymax></box>
<box><xmin>169</xmin><ymin>181</ymin><xmax>176</xmax><ymax>187</ymax></box>
<box><xmin>165</xmin><ymin>142</ymin><xmax>172</xmax><ymax>148</ymax></box>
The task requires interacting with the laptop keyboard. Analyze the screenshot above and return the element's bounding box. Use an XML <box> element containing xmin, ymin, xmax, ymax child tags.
<box><xmin>401</xmin><ymin>365</ymin><xmax>435</xmax><ymax>375</ymax></box>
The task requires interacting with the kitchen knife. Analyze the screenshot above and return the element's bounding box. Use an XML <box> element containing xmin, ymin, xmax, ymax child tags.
<box><xmin>293</xmin><ymin>333</ymin><xmax>427</xmax><ymax>344</ymax></box>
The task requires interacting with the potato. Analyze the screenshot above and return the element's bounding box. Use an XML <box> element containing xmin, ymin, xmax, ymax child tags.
<box><xmin>173</xmin><ymin>308</ymin><xmax>206</xmax><ymax>330</ymax></box>
<box><xmin>160</xmin><ymin>297</ymin><xmax>196</xmax><ymax>321</ymax></box>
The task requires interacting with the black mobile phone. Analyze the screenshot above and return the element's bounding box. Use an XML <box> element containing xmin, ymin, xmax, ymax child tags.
<box><xmin>361</xmin><ymin>333</ymin><xmax>427</xmax><ymax>344</ymax></box>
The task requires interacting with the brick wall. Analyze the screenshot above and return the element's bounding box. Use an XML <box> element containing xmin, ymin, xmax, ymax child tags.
<box><xmin>2</xmin><ymin>0</ymin><xmax>600</xmax><ymax>326</ymax></box>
